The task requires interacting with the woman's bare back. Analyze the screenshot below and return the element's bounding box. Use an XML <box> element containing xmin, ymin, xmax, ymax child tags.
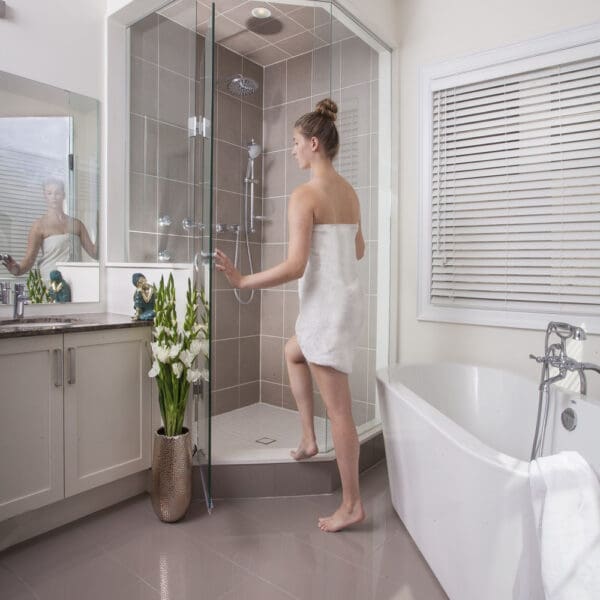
<box><xmin>305</xmin><ymin>172</ymin><xmax>361</xmax><ymax>225</ymax></box>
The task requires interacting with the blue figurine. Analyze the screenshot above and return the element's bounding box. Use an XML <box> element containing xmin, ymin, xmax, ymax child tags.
<box><xmin>48</xmin><ymin>270</ymin><xmax>71</xmax><ymax>303</ymax></box>
<box><xmin>132</xmin><ymin>272</ymin><xmax>156</xmax><ymax>321</ymax></box>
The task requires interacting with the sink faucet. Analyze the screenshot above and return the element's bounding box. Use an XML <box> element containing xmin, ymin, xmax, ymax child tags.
<box><xmin>13</xmin><ymin>283</ymin><xmax>29</xmax><ymax>319</ymax></box>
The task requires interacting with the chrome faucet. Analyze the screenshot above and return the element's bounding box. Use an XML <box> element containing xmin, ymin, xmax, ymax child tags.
<box><xmin>13</xmin><ymin>283</ymin><xmax>29</xmax><ymax>319</ymax></box>
<box><xmin>529</xmin><ymin>321</ymin><xmax>600</xmax><ymax>459</ymax></box>
<box><xmin>529</xmin><ymin>322</ymin><xmax>598</xmax><ymax>395</ymax></box>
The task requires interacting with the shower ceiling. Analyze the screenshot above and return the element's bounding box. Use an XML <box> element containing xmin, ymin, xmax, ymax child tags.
<box><xmin>158</xmin><ymin>0</ymin><xmax>354</xmax><ymax>66</ymax></box>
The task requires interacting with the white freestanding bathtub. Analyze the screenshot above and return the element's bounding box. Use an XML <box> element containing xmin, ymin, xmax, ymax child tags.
<box><xmin>377</xmin><ymin>363</ymin><xmax>600</xmax><ymax>600</ymax></box>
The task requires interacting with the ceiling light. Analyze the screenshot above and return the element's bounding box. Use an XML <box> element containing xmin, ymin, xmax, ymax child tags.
<box><xmin>251</xmin><ymin>6</ymin><xmax>271</xmax><ymax>19</ymax></box>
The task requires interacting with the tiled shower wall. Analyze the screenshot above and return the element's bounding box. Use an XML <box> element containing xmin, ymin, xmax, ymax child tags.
<box><xmin>260</xmin><ymin>35</ymin><xmax>380</xmax><ymax>427</ymax></box>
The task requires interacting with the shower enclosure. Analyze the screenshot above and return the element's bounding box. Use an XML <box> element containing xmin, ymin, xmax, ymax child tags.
<box><xmin>127</xmin><ymin>0</ymin><xmax>391</xmax><ymax>505</ymax></box>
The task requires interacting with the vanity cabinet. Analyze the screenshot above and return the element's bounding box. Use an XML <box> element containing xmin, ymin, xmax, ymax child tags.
<box><xmin>0</xmin><ymin>326</ymin><xmax>151</xmax><ymax>521</ymax></box>
<box><xmin>0</xmin><ymin>335</ymin><xmax>64</xmax><ymax>521</ymax></box>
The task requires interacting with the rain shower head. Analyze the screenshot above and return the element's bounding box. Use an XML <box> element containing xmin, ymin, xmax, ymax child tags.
<box><xmin>226</xmin><ymin>74</ymin><xmax>259</xmax><ymax>96</ymax></box>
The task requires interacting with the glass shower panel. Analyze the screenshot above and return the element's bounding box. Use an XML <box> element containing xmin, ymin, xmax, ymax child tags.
<box><xmin>192</xmin><ymin>1</ymin><xmax>215</xmax><ymax>510</ymax></box>
<box><xmin>127</xmin><ymin>0</ymin><xmax>215</xmax><ymax>508</ymax></box>
<box><xmin>128</xmin><ymin>1</ymin><xmax>198</xmax><ymax>264</ymax></box>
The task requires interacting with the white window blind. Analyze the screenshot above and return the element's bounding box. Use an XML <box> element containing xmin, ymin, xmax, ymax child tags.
<box><xmin>431</xmin><ymin>55</ymin><xmax>600</xmax><ymax>316</ymax></box>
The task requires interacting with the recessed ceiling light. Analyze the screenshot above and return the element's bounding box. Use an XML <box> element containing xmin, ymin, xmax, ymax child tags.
<box><xmin>251</xmin><ymin>6</ymin><xmax>271</xmax><ymax>19</ymax></box>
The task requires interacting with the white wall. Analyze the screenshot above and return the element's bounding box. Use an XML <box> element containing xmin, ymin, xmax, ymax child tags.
<box><xmin>396</xmin><ymin>0</ymin><xmax>600</xmax><ymax>395</ymax></box>
<box><xmin>0</xmin><ymin>0</ymin><xmax>106</xmax><ymax>99</ymax></box>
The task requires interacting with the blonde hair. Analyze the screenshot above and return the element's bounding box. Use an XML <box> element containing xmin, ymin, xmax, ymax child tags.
<box><xmin>294</xmin><ymin>98</ymin><xmax>339</xmax><ymax>160</ymax></box>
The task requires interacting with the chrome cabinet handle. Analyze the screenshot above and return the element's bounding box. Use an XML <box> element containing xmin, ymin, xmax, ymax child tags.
<box><xmin>67</xmin><ymin>347</ymin><xmax>76</xmax><ymax>385</ymax></box>
<box><xmin>53</xmin><ymin>349</ymin><xmax>63</xmax><ymax>387</ymax></box>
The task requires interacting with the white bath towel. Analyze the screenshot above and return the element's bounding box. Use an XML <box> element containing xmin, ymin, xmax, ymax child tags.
<box><xmin>295</xmin><ymin>223</ymin><xmax>365</xmax><ymax>374</ymax></box>
<box><xmin>529</xmin><ymin>451</ymin><xmax>600</xmax><ymax>600</ymax></box>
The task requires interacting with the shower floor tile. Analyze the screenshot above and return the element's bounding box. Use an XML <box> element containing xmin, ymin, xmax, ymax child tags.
<box><xmin>211</xmin><ymin>403</ymin><xmax>329</xmax><ymax>465</ymax></box>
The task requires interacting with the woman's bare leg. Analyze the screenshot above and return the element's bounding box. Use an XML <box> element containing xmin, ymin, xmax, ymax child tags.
<box><xmin>285</xmin><ymin>336</ymin><xmax>318</xmax><ymax>460</ymax></box>
<box><xmin>309</xmin><ymin>363</ymin><xmax>364</xmax><ymax>532</ymax></box>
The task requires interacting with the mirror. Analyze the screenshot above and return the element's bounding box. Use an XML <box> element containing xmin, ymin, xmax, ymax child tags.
<box><xmin>0</xmin><ymin>70</ymin><xmax>99</xmax><ymax>303</ymax></box>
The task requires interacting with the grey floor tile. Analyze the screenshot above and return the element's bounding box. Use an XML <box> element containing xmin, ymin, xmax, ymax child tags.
<box><xmin>0</xmin><ymin>522</ymin><xmax>104</xmax><ymax>588</ymax></box>
<box><xmin>28</xmin><ymin>553</ymin><xmax>160</xmax><ymax>600</ymax></box>
<box><xmin>102</xmin><ymin>518</ymin><xmax>246</xmax><ymax>599</ymax></box>
<box><xmin>0</xmin><ymin>462</ymin><xmax>447</xmax><ymax>600</ymax></box>
<box><xmin>217</xmin><ymin>571</ymin><xmax>298</xmax><ymax>600</ymax></box>
<box><xmin>370</xmin><ymin>528</ymin><xmax>449</xmax><ymax>599</ymax></box>
<box><xmin>0</xmin><ymin>564</ymin><xmax>37</xmax><ymax>600</ymax></box>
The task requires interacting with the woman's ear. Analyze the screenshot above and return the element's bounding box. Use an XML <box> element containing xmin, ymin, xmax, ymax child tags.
<box><xmin>310</xmin><ymin>136</ymin><xmax>320</xmax><ymax>152</ymax></box>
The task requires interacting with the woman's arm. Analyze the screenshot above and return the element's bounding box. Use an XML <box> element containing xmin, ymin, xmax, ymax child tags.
<box><xmin>356</xmin><ymin>221</ymin><xmax>365</xmax><ymax>260</ymax></box>
<box><xmin>74</xmin><ymin>219</ymin><xmax>98</xmax><ymax>259</ymax></box>
<box><xmin>216</xmin><ymin>187</ymin><xmax>314</xmax><ymax>289</ymax></box>
<box><xmin>1</xmin><ymin>222</ymin><xmax>43</xmax><ymax>275</ymax></box>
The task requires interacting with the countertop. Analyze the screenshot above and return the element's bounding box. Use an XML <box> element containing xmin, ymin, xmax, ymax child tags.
<box><xmin>0</xmin><ymin>313</ymin><xmax>153</xmax><ymax>339</ymax></box>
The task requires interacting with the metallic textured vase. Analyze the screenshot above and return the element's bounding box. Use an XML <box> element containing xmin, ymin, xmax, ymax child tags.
<box><xmin>151</xmin><ymin>427</ymin><xmax>192</xmax><ymax>522</ymax></box>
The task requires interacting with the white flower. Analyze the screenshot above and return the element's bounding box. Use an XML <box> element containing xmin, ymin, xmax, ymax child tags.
<box><xmin>179</xmin><ymin>349</ymin><xmax>194</xmax><ymax>368</ymax></box>
<box><xmin>153</xmin><ymin>343</ymin><xmax>171</xmax><ymax>364</ymax></box>
<box><xmin>154</xmin><ymin>325</ymin><xmax>164</xmax><ymax>335</ymax></box>
<box><xmin>189</xmin><ymin>339</ymin><xmax>202</xmax><ymax>357</ymax></box>
<box><xmin>148</xmin><ymin>360</ymin><xmax>160</xmax><ymax>378</ymax></box>
<box><xmin>201</xmin><ymin>369</ymin><xmax>209</xmax><ymax>381</ymax></box>
<box><xmin>172</xmin><ymin>362</ymin><xmax>184</xmax><ymax>378</ymax></box>
<box><xmin>168</xmin><ymin>343</ymin><xmax>182</xmax><ymax>360</ymax></box>
<box><xmin>200</xmin><ymin>340</ymin><xmax>209</xmax><ymax>356</ymax></box>
<box><xmin>186</xmin><ymin>368</ymin><xmax>202</xmax><ymax>383</ymax></box>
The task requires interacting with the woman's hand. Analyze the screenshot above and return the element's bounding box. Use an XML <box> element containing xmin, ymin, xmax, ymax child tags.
<box><xmin>215</xmin><ymin>248</ymin><xmax>244</xmax><ymax>288</ymax></box>
<box><xmin>1</xmin><ymin>255</ymin><xmax>20</xmax><ymax>276</ymax></box>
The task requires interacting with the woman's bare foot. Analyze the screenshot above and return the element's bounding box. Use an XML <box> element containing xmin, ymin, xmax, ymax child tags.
<box><xmin>318</xmin><ymin>502</ymin><xmax>365</xmax><ymax>533</ymax></box>
<box><xmin>290</xmin><ymin>440</ymin><xmax>318</xmax><ymax>460</ymax></box>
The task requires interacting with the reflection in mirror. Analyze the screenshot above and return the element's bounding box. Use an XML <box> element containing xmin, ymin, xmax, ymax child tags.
<box><xmin>0</xmin><ymin>71</ymin><xmax>99</xmax><ymax>304</ymax></box>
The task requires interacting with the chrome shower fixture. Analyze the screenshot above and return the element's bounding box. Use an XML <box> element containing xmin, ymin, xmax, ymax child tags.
<box><xmin>182</xmin><ymin>218</ymin><xmax>205</xmax><ymax>232</ymax></box>
<box><xmin>226</xmin><ymin>75</ymin><xmax>259</xmax><ymax>97</ymax></box>
<box><xmin>247</xmin><ymin>140</ymin><xmax>261</xmax><ymax>159</ymax></box>
<box><xmin>157</xmin><ymin>250</ymin><xmax>171</xmax><ymax>263</ymax></box>
<box><xmin>158</xmin><ymin>215</ymin><xmax>172</xmax><ymax>227</ymax></box>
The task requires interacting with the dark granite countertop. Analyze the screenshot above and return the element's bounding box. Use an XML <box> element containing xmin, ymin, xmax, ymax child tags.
<box><xmin>0</xmin><ymin>312</ymin><xmax>153</xmax><ymax>339</ymax></box>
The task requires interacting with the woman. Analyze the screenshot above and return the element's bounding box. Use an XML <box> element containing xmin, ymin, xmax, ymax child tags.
<box><xmin>1</xmin><ymin>177</ymin><xmax>97</xmax><ymax>279</ymax></box>
<box><xmin>216</xmin><ymin>98</ymin><xmax>366</xmax><ymax>533</ymax></box>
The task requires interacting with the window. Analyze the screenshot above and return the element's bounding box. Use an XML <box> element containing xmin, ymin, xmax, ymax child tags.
<box><xmin>419</xmin><ymin>24</ymin><xmax>600</xmax><ymax>331</ymax></box>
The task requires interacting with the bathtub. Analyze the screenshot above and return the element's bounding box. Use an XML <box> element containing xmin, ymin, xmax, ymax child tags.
<box><xmin>376</xmin><ymin>363</ymin><xmax>600</xmax><ymax>600</ymax></box>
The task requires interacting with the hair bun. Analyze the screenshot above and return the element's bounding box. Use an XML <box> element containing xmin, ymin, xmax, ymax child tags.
<box><xmin>315</xmin><ymin>98</ymin><xmax>338</xmax><ymax>122</ymax></box>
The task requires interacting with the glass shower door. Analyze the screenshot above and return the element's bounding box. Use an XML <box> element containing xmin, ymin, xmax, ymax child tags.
<box><xmin>192</xmin><ymin>2</ymin><xmax>215</xmax><ymax>511</ymax></box>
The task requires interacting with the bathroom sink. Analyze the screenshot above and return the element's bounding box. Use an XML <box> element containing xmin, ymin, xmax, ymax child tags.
<box><xmin>0</xmin><ymin>317</ymin><xmax>78</xmax><ymax>330</ymax></box>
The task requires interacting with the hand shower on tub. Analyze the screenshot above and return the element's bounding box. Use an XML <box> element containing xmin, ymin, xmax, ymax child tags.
<box><xmin>232</xmin><ymin>139</ymin><xmax>267</xmax><ymax>305</ymax></box>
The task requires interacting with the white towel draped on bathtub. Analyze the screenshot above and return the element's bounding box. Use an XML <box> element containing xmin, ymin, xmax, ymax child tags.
<box><xmin>529</xmin><ymin>451</ymin><xmax>600</xmax><ymax>600</ymax></box>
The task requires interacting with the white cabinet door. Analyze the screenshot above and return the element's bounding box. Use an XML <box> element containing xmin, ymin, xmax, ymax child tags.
<box><xmin>0</xmin><ymin>335</ymin><xmax>64</xmax><ymax>520</ymax></box>
<box><xmin>63</xmin><ymin>327</ymin><xmax>151</xmax><ymax>497</ymax></box>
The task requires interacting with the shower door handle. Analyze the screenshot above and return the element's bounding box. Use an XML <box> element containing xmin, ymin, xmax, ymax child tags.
<box><xmin>194</xmin><ymin>251</ymin><xmax>216</xmax><ymax>271</ymax></box>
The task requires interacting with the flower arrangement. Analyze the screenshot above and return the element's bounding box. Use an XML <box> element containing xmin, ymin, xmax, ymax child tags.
<box><xmin>148</xmin><ymin>274</ymin><xmax>209</xmax><ymax>436</ymax></box>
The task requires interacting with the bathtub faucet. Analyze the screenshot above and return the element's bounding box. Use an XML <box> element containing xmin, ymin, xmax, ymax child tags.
<box><xmin>529</xmin><ymin>321</ymin><xmax>595</xmax><ymax>395</ymax></box>
<box><xmin>529</xmin><ymin>321</ymin><xmax>594</xmax><ymax>460</ymax></box>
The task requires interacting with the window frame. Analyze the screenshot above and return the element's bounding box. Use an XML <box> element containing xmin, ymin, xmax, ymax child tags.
<box><xmin>418</xmin><ymin>23</ymin><xmax>600</xmax><ymax>333</ymax></box>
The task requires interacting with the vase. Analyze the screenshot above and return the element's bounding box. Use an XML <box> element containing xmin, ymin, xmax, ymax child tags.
<box><xmin>151</xmin><ymin>426</ymin><xmax>192</xmax><ymax>522</ymax></box>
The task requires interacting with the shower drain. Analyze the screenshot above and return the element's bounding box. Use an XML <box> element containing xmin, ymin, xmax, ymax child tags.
<box><xmin>255</xmin><ymin>436</ymin><xmax>276</xmax><ymax>445</ymax></box>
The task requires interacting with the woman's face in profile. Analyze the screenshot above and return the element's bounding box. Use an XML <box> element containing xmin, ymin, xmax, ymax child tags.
<box><xmin>292</xmin><ymin>128</ymin><xmax>312</xmax><ymax>170</ymax></box>
<box><xmin>44</xmin><ymin>184</ymin><xmax>65</xmax><ymax>210</ymax></box>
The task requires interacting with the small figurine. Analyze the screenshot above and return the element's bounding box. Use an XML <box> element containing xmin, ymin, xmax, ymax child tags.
<box><xmin>48</xmin><ymin>270</ymin><xmax>71</xmax><ymax>303</ymax></box>
<box><xmin>132</xmin><ymin>272</ymin><xmax>156</xmax><ymax>321</ymax></box>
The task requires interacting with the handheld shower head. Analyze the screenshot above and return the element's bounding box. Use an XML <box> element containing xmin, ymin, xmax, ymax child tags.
<box><xmin>247</xmin><ymin>139</ymin><xmax>261</xmax><ymax>160</ymax></box>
